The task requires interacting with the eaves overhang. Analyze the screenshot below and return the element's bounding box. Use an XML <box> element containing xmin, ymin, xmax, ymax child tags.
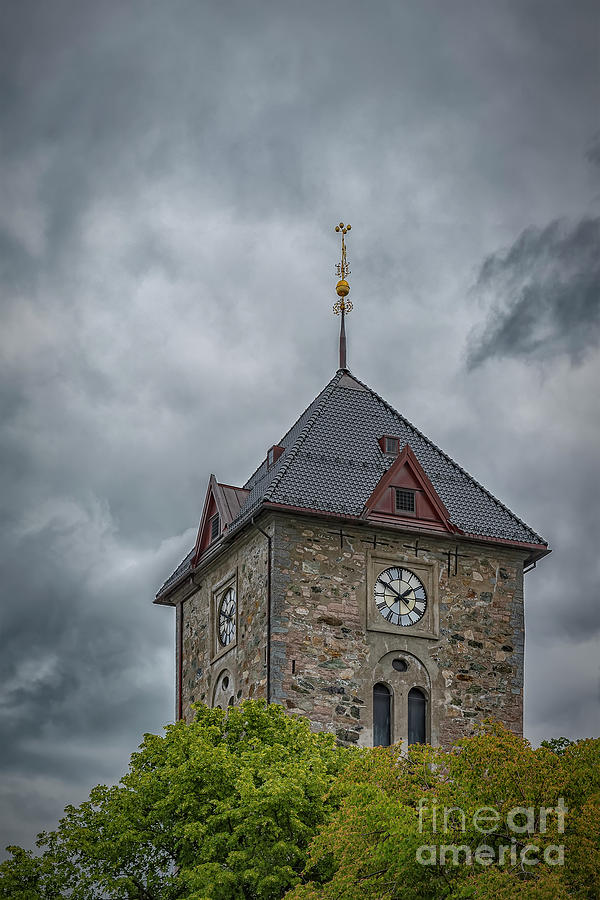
<box><xmin>154</xmin><ymin>508</ymin><xmax>273</xmax><ymax>606</ymax></box>
<box><xmin>253</xmin><ymin>500</ymin><xmax>551</xmax><ymax>565</ymax></box>
<box><xmin>155</xmin><ymin>499</ymin><xmax>550</xmax><ymax>607</ymax></box>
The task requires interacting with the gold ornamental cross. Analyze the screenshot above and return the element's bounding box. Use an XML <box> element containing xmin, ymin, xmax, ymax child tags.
<box><xmin>333</xmin><ymin>222</ymin><xmax>353</xmax><ymax>315</ymax></box>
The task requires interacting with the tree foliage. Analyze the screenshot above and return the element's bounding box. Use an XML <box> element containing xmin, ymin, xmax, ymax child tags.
<box><xmin>289</xmin><ymin>723</ymin><xmax>600</xmax><ymax>900</ymax></box>
<box><xmin>1</xmin><ymin>708</ymin><xmax>598</xmax><ymax>900</ymax></box>
<box><xmin>0</xmin><ymin>701</ymin><xmax>347</xmax><ymax>900</ymax></box>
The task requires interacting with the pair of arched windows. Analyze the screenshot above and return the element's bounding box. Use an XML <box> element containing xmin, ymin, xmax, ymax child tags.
<box><xmin>373</xmin><ymin>683</ymin><xmax>427</xmax><ymax>747</ymax></box>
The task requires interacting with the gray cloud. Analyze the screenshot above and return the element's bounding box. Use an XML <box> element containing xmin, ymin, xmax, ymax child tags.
<box><xmin>466</xmin><ymin>216</ymin><xmax>600</xmax><ymax>368</ymax></box>
<box><xmin>1</xmin><ymin>0</ymin><xmax>598</xmax><ymax>857</ymax></box>
<box><xmin>586</xmin><ymin>134</ymin><xmax>600</xmax><ymax>169</ymax></box>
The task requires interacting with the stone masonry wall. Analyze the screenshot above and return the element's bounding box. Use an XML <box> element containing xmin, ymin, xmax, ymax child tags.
<box><xmin>176</xmin><ymin>510</ymin><xmax>526</xmax><ymax>750</ymax></box>
<box><xmin>179</xmin><ymin>524</ymin><xmax>270</xmax><ymax>721</ymax></box>
<box><xmin>270</xmin><ymin>513</ymin><xmax>526</xmax><ymax>749</ymax></box>
<box><xmin>270</xmin><ymin>515</ymin><xmax>369</xmax><ymax>743</ymax></box>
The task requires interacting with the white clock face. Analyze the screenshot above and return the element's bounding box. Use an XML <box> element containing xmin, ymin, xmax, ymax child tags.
<box><xmin>374</xmin><ymin>567</ymin><xmax>427</xmax><ymax>627</ymax></box>
<box><xmin>218</xmin><ymin>587</ymin><xmax>236</xmax><ymax>646</ymax></box>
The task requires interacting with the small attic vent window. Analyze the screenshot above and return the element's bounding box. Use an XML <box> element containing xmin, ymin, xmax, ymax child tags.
<box><xmin>395</xmin><ymin>488</ymin><xmax>415</xmax><ymax>514</ymax></box>
<box><xmin>380</xmin><ymin>436</ymin><xmax>400</xmax><ymax>455</ymax></box>
<box><xmin>210</xmin><ymin>513</ymin><xmax>220</xmax><ymax>541</ymax></box>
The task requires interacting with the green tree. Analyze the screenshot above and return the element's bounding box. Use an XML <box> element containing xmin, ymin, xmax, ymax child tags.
<box><xmin>540</xmin><ymin>736</ymin><xmax>573</xmax><ymax>755</ymax></box>
<box><xmin>0</xmin><ymin>701</ymin><xmax>348</xmax><ymax>900</ymax></box>
<box><xmin>288</xmin><ymin>723</ymin><xmax>600</xmax><ymax>900</ymax></box>
<box><xmin>3</xmin><ymin>713</ymin><xmax>598</xmax><ymax>900</ymax></box>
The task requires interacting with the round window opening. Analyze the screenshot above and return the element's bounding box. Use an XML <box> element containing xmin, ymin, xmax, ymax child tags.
<box><xmin>392</xmin><ymin>658</ymin><xmax>408</xmax><ymax>672</ymax></box>
<box><xmin>222</xmin><ymin>676</ymin><xmax>230</xmax><ymax>690</ymax></box>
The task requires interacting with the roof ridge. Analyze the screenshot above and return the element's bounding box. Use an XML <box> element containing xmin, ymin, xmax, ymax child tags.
<box><xmin>262</xmin><ymin>369</ymin><xmax>346</xmax><ymax>503</ymax></box>
<box><xmin>347</xmin><ymin>369</ymin><xmax>545</xmax><ymax>545</ymax></box>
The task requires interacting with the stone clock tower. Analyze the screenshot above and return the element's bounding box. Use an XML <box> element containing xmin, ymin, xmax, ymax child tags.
<box><xmin>155</xmin><ymin>225</ymin><xmax>549</xmax><ymax>748</ymax></box>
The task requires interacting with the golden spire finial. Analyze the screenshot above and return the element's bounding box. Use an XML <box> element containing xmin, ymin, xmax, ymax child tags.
<box><xmin>333</xmin><ymin>222</ymin><xmax>353</xmax><ymax>315</ymax></box>
<box><xmin>333</xmin><ymin>222</ymin><xmax>352</xmax><ymax>370</ymax></box>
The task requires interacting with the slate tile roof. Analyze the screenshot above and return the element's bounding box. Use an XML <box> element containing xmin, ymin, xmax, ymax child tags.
<box><xmin>157</xmin><ymin>369</ymin><xmax>547</xmax><ymax>598</ymax></box>
<box><xmin>160</xmin><ymin>548</ymin><xmax>195</xmax><ymax>594</ymax></box>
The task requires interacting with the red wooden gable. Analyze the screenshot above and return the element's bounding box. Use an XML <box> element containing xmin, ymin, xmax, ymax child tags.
<box><xmin>191</xmin><ymin>475</ymin><xmax>249</xmax><ymax>566</ymax></box>
<box><xmin>362</xmin><ymin>444</ymin><xmax>461</xmax><ymax>534</ymax></box>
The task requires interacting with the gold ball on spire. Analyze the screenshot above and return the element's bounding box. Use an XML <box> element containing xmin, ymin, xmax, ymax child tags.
<box><xmin>336</xmin><ymin>279</ymin><xmax>350</xmax><ymax>297</ymax></box>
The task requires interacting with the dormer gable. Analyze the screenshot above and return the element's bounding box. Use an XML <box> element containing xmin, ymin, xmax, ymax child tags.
<box><xmin>191</xmin><ymin>475</ymin><xmax>249</xmax><ymax>566</ymax></box>
<box><xmin>363</xmin><ymin>444</ymin><xmax>461</xmax><ymax>534</ymax></box>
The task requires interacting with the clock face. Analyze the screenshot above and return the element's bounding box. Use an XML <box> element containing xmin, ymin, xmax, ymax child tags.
<box><xmin>374</xmin><ymin>567</ymin><xmax>427</xmax><ymax>627</ymax></box>
<box><xmin>218</xmin><ymin>587</ymin><xmax>236</xmax><ymax>647</ymax></box>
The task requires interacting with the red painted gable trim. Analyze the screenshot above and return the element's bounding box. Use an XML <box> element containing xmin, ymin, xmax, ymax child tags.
<box><xmin>362</xmin><ymin>443</ymin><xmax>461</xmax><ymax>534</ymax></box>
<box><xmin>192</xmin><ymin>475</ymin><xmax>220</xmax><ymax>567</ymax></box>
<box><xmin>191</xmin><ymin>477</ymin><xmax>250</xmax><ymax>568</ymax></box>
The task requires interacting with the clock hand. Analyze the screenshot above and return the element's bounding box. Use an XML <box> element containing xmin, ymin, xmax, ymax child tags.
<box><xmin>386</xmin><ymin>584</ymin><xmax>413</xmax><ymax>603</ymax></box>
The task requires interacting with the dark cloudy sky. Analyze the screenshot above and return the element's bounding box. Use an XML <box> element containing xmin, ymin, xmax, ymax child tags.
<box><xmin>1</xmin><ymin>0</ymin><xmax>599</xmax><ymax>855</ymax></box>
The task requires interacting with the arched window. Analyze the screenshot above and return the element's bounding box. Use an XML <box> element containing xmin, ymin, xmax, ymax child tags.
<box><xmin>408</xmin><ymin>687</ymin><xmax>427</xmax><ymax>745</ymax></box>
<box><xmin>373</xmin><ymin>683</ymin><xmax>392</xmax><ymax>747</ymax></box>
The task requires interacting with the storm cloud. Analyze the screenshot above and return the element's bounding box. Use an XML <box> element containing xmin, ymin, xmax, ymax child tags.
<box><xmin>1</xmin><ymin>0</ymin><xmax>598</xmax><ymax>857</ymax></box>
<box><xmin>467</xmin><ymin>216</ymin><xmax>600</xmax><ymax>367</ymax></box>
